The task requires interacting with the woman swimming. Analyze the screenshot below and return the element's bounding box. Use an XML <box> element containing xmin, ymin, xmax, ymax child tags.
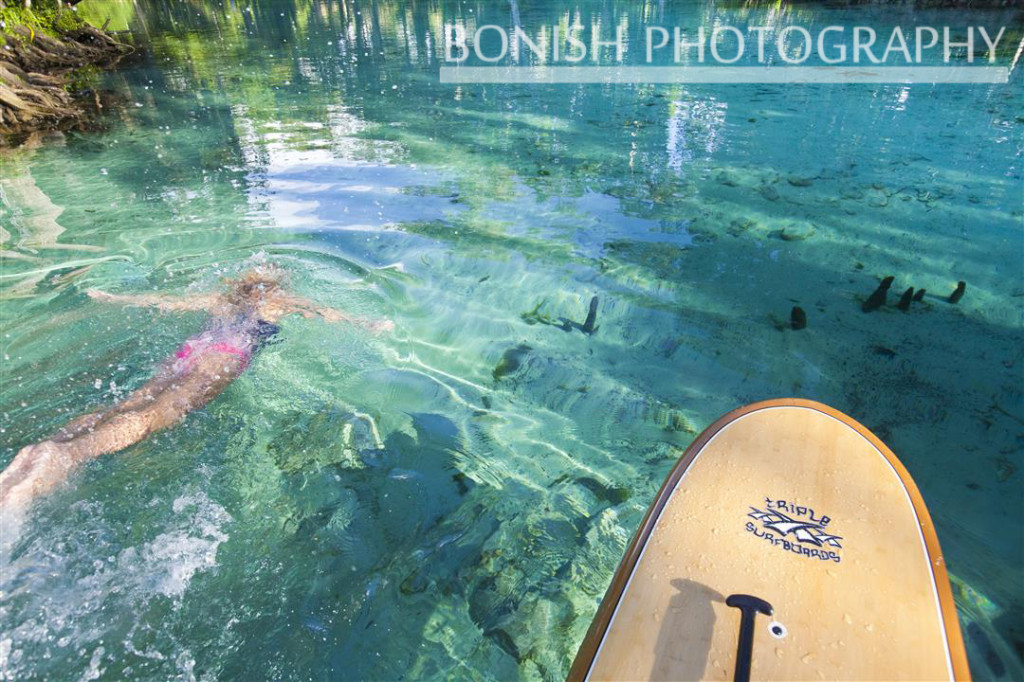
<box><xmin>0</xmin><ymin>265</ymin><xmax>392</xmax><ymax>524</ymax></box>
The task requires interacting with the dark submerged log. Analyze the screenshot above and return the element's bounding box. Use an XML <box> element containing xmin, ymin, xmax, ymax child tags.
<box><xmin>862</xmin><ymin>275</ymin><xmax>895</xmax><ymax>312</ymax></box>
<box><xmin>790</xmin><ymin>306</ymin><xmax>807</xmax><ymax>330</ymax></box>
<box><xmin>948</xmin><ymin>281</ymin><xmax>966</xmax><ymax>304</ymax></box>
<box><xmin>897</xmin><ymin>288</ymin><xmax>915</xmax><ymax>312</ymax></box>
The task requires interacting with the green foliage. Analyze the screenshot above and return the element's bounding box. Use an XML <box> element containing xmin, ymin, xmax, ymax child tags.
<box><xmin>50</xmin><ymin>7</ymin><xmax>82</xmax><ymax>32</ymax></box>
<box><xmin>63</xmin><ymin>63</ymin><xmax>99</xmax><ymax>92</ymax></box>
<box><xmin>76</xmin><ymin>0</ymin><xmax>133</xmax><ymax>32</ymax></box>
<box><xmin>0</xmin><ymin>4</ymin><xmax>84</xmax><ymax>39</ymax></box>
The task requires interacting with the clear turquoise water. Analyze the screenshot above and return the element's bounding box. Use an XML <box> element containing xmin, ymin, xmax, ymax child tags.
<box><xmin>1</xmin><ymin>1</ymin><xmax>1021</xmax><ymax>679</ymax></box>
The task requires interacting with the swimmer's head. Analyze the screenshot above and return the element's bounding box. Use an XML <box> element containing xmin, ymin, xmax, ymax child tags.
<box><xmin>225</xmin><ymin>265</ymin><xmax>287</xmax><ymax>308</ymax></box>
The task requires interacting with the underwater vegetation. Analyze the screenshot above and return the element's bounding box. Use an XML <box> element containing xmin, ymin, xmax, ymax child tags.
<box><xmin>521</xmin><ymin>296</ymin><xmax>600</xmax><ymax>335</ymax></box>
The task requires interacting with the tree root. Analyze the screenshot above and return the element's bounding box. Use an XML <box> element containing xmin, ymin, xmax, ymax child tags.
<box><xmin>0</xmin><ymin>24</ymin><xmax>134</xmax><ymax>139</ymax></box>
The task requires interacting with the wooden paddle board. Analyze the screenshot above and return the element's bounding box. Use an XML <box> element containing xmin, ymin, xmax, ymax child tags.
<box><xmin>569</xmin><ymin>399</ymin><xmax>969</xmax><ymax>681</ymax></box>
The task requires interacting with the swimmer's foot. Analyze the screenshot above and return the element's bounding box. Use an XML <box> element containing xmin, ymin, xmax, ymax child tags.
<box><xmin>0</xmin><ymin>441</ymin><xmax>76</xmax><ymax>512</ymax></box>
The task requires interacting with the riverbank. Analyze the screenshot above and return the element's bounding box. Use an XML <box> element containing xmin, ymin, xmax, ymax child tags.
<box><xmin>0</xmin><ymin>7</ymin><xmax>133</xmax><ymax>143</ymax></box>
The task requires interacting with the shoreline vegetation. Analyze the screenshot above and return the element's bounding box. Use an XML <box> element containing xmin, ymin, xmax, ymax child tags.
<box><xmin>0</xmin><ymin>1</ymin><xmax>133</xmax><ymax>143</ymax></box>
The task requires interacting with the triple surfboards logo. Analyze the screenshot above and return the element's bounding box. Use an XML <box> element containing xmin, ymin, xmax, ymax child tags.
<box><xmin>745</xmin><ymin>497</ymin><xmax>843</xmax><ymax>563</ymax></box>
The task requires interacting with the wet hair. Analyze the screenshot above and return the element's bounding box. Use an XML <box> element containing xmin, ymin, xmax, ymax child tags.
<box><xmin>224</xmin><ymin>265</ymin><xmax>286</xmax><ymax>307</ymax></box>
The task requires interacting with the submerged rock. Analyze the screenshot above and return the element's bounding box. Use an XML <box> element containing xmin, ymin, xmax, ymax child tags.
<box><xmin>758</xmin><ymin>184</ymin><xmax>780</xmax><ymax>202</ymax></box>
<box><xmin>576</xmin><ymin>477</ymin><xmax>631</xmax><ymax>505</ymax></box>
<box><xmin>667</xmin><ymin>411</ymin><xmax>696</xmax><ymax>434</ymax></box>
<box><xmin>866</xmin><ymin>188</ymin><xmax>889</xmax><ymax>207</ymax></box>
<box><xmin>873</xmin><ymin>346</ymin><xmax>897</xmax><ymax>358</ymax></box>
<box><xmin>485</xmin><ymin>628</ymin><xmax>521</xmax><ymax>661</ymax></box>
<box><xmin>400</xmin><ymin>570</ymin><xmax>429</xmax><ymax>595</ymax></box>
<box><xmin>728</xmin><ymin>218</ymin><xmax>756</xmax><ymax>236</ymax></box>
<box><xmin>774</xmin><ymin>221</ymin><xmax>815</xmax><ymax>241</ymax></box>
<box><xmin>493</xmin><ymin>344</ymin><xmax>532</xmax><ymax>380</ymax></box>
<box><xmin>966</xmin><ymin>623</ymin><xmax>1006</xmax><ymax>678</ymax></box>
<box><xmin>715</xmin><ymin>169</ymin><xmax>741</xmax><ymax>187</ymax></box>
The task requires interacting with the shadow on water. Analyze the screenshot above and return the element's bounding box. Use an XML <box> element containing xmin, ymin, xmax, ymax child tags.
<box><xmin>210</xmin><ymin>406</ymin><xmax>491</xmax><ymax>679</ymax></box>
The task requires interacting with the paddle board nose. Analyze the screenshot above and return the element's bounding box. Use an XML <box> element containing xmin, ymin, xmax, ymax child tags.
<box><xmin>568</xmin><ymin>399</ymin><xmax>969</xmax><ymax>682</ymax></box>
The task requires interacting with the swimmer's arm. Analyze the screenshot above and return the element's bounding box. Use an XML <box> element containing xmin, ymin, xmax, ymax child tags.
<box><xmin>281</xmin><ymin>295</ymin><xmax>394</xmax><ymax>332</ymax></box>
<box><xmin>87</xmin><ymin>289</ymin><xmax>221</xmax><ymax>313</ymax></box>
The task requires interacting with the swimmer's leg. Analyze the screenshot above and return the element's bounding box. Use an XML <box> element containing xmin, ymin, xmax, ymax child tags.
<box><xmin>1</xmin><ymin>351</ymin><xmax>244</xmax><ymax>512</ymax></box>
<box><xmin>51</xmin><ymin>363</ymin><xmax>178</xmax><ymax>442</ymax></box>
<box><xmin>56</xmin><ymin>352</ymin><xmax>243</xmax><ymax>462</ymax></box>
<box><xmin>53</xmin><ymin>410</ymin><xmax>106</xmax><ymax>441</ymax></box>
<box><xmin>2</xmin><ymin>408</ymin><xmax>171</xmax><ymax>511</ymax></box>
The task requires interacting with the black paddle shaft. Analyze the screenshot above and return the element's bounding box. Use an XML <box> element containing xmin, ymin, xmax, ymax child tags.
<box><xmin>725</xmin><ymin>594</ymin><xmax>774</xmax><ymax>682</ymax></box>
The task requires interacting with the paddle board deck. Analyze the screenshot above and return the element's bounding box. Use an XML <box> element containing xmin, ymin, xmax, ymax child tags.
<box><xmin>569</xmin><ymin>399</ymin><xmax>969</xmax><ymax>681</ymax></box>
